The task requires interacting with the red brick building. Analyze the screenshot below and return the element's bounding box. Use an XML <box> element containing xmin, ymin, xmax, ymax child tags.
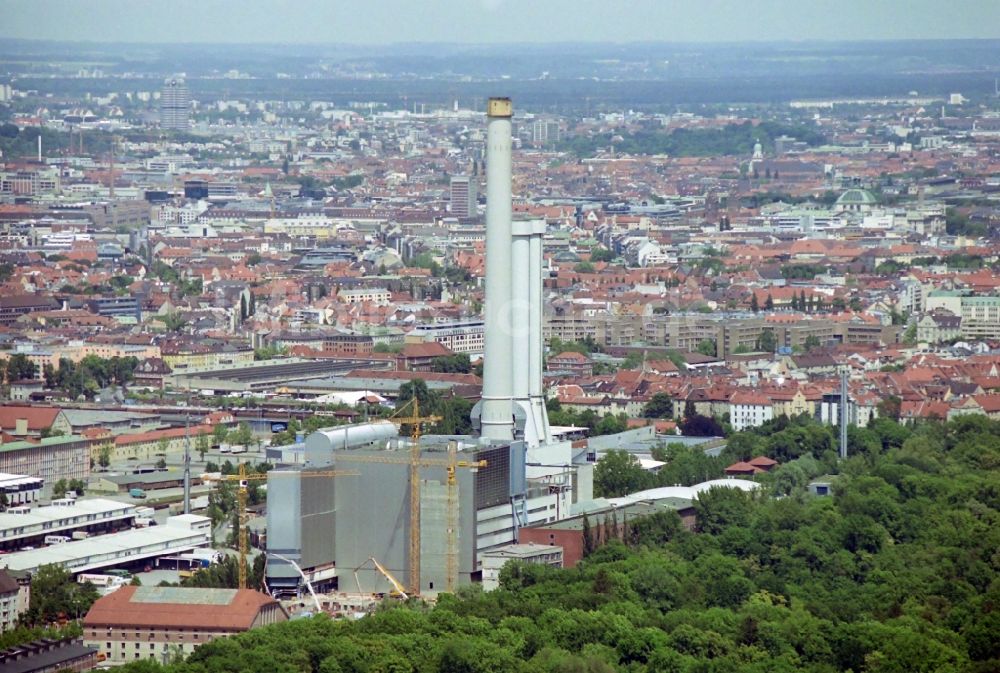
<box><xmin>519</xmin><ymin>500</ymin><xmax>696</xmax><ymax>567</ymax></box>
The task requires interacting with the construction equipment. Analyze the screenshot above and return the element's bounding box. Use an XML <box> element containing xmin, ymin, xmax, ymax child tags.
<box><xmin>216</xmin><ymin>464</ymin><xmax>358</xmax><ymax>590</ymax></box>
<box><xmin>353</xmin><ymin>557</ymin><xmax>408</xmax><ymax>600</ymax></box>
<box><xmin>336</xmin><ymin>398</ymin><xmax>486</xmax><ymax>595</ymax></box>
<box><xmin>267</xmin><ymin>552</ymin><xmax>322</xmax><ymax>613</ymax></box>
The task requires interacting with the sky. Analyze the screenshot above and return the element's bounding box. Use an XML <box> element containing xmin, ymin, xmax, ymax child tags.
<box><xmin>1</xmin><ymin>0</ymin><xmax>999</xmax><ymax>44</ymax></box>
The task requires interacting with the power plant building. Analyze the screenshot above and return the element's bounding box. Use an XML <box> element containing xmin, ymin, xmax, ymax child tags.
<box><xmin>266</xmin><ymin>98</ymin><xmax>590</xmax><ymax>597</ymax></box>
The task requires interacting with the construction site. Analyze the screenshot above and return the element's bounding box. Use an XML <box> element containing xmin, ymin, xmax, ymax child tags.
<box><xmin>262</xmin><ymin>98</ymin><xmax>592</xmax><ymax>608</ymax></box>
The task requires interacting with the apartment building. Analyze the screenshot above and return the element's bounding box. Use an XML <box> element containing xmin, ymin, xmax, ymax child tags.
<box><xmin>338</xmin><ymin>287</ymin><xmax>392</xmax><ymax>306</ymax></box>
<box><xmin>0</xmin><ymin>570</ymin><xmax>27</xmax><ymax>632</ymax></box>
<box><xmin>406</xmin><ymin>319</ymin><xmax>485</xmax><ymax>354</ymax></box>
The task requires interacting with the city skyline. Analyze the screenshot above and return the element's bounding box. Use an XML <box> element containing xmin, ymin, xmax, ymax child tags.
<box><xmin>2</xmin><ymin>0</ymin><xmax>1000</xmax><ymax>45</ymax></box>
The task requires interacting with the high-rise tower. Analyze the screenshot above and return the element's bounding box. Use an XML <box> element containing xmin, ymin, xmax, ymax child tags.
<box><xmin>449</xmin><ymin>175</ymin><xmax>477</xmax><ymax>218</ymax></box>
<box><xmin>160</xmin><ymin>78</ymin><xmax>190</xmax><ymax>131</ymax></box>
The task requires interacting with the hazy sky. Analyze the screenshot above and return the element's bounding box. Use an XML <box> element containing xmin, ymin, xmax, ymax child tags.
<box><xmin>2</xmin><ymin>0</ymin><xmax>999</xmax><ymax>44</ymax></box>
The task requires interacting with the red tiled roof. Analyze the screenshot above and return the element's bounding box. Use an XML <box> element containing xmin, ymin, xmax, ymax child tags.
<box><xmin>83</xmin><ymin>586</ymin><xmax>282</xmax><ymax>630</ymax></box>
<box><xmin>115</xmin><ymin>424</ymin><xmax>213</xmax><ymax>446</ymax></box>
<box><xmin>972</xmin><ymin>394</ymin><xmax>1000</xmax><ymax>413</ymax></box>
<box><xmin>399</xmin><ymin>342</ymin><xmax>453</xmax><ymax>358</ymax></box>
<box><xmin>0</xmin><ymin>405</ymin><xmax>61</xmax><ymax>431</ymax></box>
<box><xmin>551</xmin><ymin>351</ymin><xmax>592</xmax><ymax>363</ymax></box>
<box><xmin>725</xmin><ymin>461</ymin><xmax>763</xmax><ymax>474</ymax></box>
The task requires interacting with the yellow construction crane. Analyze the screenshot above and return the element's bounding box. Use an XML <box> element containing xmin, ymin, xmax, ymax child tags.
<box><xmin>216</xmin><ymin>464</ymin><xmax>358</xmax><ymax>590</ymax></box>
<box><xmin>353</xmin><ymin>556</ymin><xmax>408</xmax><ymax>600</ymax></box>
<box><xmin>336</xmin><ymin>397</ymin><xmax>485</xmax><ymax>596</ymax></box>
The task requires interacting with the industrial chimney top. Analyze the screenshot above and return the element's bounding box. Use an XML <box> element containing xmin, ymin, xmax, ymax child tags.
<box><xmin>487</xmin><ymin>97</ymin><xmax>513</xmax><ymax>118</ymax></box>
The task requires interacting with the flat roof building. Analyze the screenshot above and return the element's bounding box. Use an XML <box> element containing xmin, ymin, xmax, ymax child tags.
<box><xmin>160</xmin><ymin>78</ymin><xmax>190</xmax><ymax>131</ymax></box>
<box><xmin>519</xmin><ymin>498</ymin><xmax>696</xmax><ymax>567</ymax></box>
<box><xmin>0</xmin><ymin>514</ymin><xmax>210</xmax><ymax>574</ymax></box>
<box><xmin>0</xmin><ymin>498</ymin><xmax>136</xmax><ymax>551</ymax></box>
<box><xmin>481</xmin><ymin>543</ymin><xmax>563</xmax><ymax>591</ymax></box>
<box><xmin>0</xmin><ymin>473</ymin><xmax>43</xmax><ymax>507</ymax></box>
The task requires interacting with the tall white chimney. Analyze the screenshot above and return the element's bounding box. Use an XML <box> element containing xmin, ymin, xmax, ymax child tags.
<box><xmin>478</xmin><ymin>97</ymin><xmax>515</xmax><ymax>441</ymax></box>
<box><xmin>511</xmin><ymin>218</ymin><xmax>551</xmax><ymax>447</ymax></box>
<box><xmin>528</xmin><ymin>228</ymin><xmax>551</xmax><ymax>445</ymax></box>
<box><xmin>472</xmin><ymin>98</ymin><xmax>551</xmax><ymax>448</ymax></box>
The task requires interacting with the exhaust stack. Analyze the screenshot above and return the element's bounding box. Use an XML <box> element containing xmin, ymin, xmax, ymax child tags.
<box><xmin>477</xmin><ymin>97</ymin><xmax>516</xmax><ymax>441</ymax></box>
<box><xmin>472</xmin><ymin>98</ymin><xmax>550</xmax><ymax>446</ymax></box>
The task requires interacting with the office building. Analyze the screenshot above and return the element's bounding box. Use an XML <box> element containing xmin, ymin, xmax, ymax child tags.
<box><xmin>532</xmin><ymin>119</ymin><xmax>561</xmax><ymax>146</ymax></box>
<box><xmin>405</xmin><ymin>319</ymin><xmax>485</xmax><ymax>355</ymax></box>
<box><xmin>160</xmin><ymin>78</ymin><xmax>190</xmax><ymax>131</ymax></box>
<box><xmin>450</xmin><ymin>175</ymin><xmax>477</xmax><ymax>218</ymax></box>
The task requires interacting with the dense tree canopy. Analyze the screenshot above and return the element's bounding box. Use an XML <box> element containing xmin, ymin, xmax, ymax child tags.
<box><xmin>559</xmin><ymin>121</ymin><xmax>825</xmax><ymax>158</ymax></box>
<box><xmin>22</xmin><ymin>564</ymin><xmax>100</xmax><ymax>626</ymax></box>
<box><xmin>430</xmin><ymin>354</ymin><xmax>472</xmax><ymax>374</ymax></box>
<box><xmin>121</xmin><ymin>415</ymin><xmax>1000</xmax><ymax>673</ymax></box>
<box><xmin>642</xmin><ymin>393</ymin><xmax>674</xmax><ymax>419</ymax></box>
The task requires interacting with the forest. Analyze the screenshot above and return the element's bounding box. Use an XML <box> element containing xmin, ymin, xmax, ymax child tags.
<box><xmin>115</xmin><ymin>413</ymin><xmax>999</xmax><ymax>673</ymax></box>
<box><xmin>558</xmin><ymin>121</ymin><xmax>826</xmax><ymax>159</ymax></box>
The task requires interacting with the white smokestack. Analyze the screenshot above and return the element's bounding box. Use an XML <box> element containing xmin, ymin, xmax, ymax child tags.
<box><xmin>473</xmin><ymin>97</ymin><xmax>551</xmax><ymax>448</ymax></box>
<box><xmin>511</xmin><ymin>218</ymin><xmax>551</xmax><ymax>448</ymax></box>
<box><xmin>479</xmin><ymin>97</ymin><xmax>515</xmax><ymax>441</ymax></box>
<box><xmin>511</xmin><ymin>232</ymin><xmax>531</xmax><ymax>401</ymax></box>
<box><xmin>528</xmin><ymin>229</ymin><xmax>551</xmax><ymax>445</ymax></box>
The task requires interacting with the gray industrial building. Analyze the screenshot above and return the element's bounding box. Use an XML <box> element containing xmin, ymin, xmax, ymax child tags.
<box><xmin>166</xmin><ymin>357</ymin><xmax>391</xmax><ymax>393</ymax></box>
<box><xmin>267</xmin><ymin>425</ymin><xmax>528</xmax><ymax>596</ymax></box>
<box><xmin>266</xmin><ymin>99</ymin><xmax>591</xmax><ymax>599</ymax></box>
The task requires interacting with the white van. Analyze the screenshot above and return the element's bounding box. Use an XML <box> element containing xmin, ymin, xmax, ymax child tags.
<box><xmin>44</xmin><ymin>535</ymin><xmax>71</xmax><ymax>545</ymax></box>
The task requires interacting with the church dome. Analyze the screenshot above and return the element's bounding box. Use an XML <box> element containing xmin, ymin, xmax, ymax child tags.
<box><xmin>836</xmin><ymin>188</ymin><xmax>877</xmax><ymax>206</ymax></box>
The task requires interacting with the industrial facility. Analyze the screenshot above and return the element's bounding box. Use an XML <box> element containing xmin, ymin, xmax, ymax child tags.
<box><xmin>266</xmin><ymin>98</ymin><xmax>591</xmax><ymax>598</ymax></box>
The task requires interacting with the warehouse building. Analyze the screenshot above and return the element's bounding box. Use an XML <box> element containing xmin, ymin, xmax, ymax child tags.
<box><xmin>0</xmin><ymin>498</ymin><xmax>136</xmax><ymax>551</ymax></box>
<box><xmin>0</xmin><ymin>473</ymin><xmax>43</xmax><ymax>507</ymax></box>
<box><xmin>0</xmin><ymin>514</ymin><xmax>210</xmax><ymax>574</ymax></box>
<box><xmin>83</xmin><ymin>586</ymin><xmax>286</xmax><ymax>665</ymax></box>
<box><xmin>94</xmin><ymin>470</ymin><xmax>203</xmax><ymax>494</ymax></box>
